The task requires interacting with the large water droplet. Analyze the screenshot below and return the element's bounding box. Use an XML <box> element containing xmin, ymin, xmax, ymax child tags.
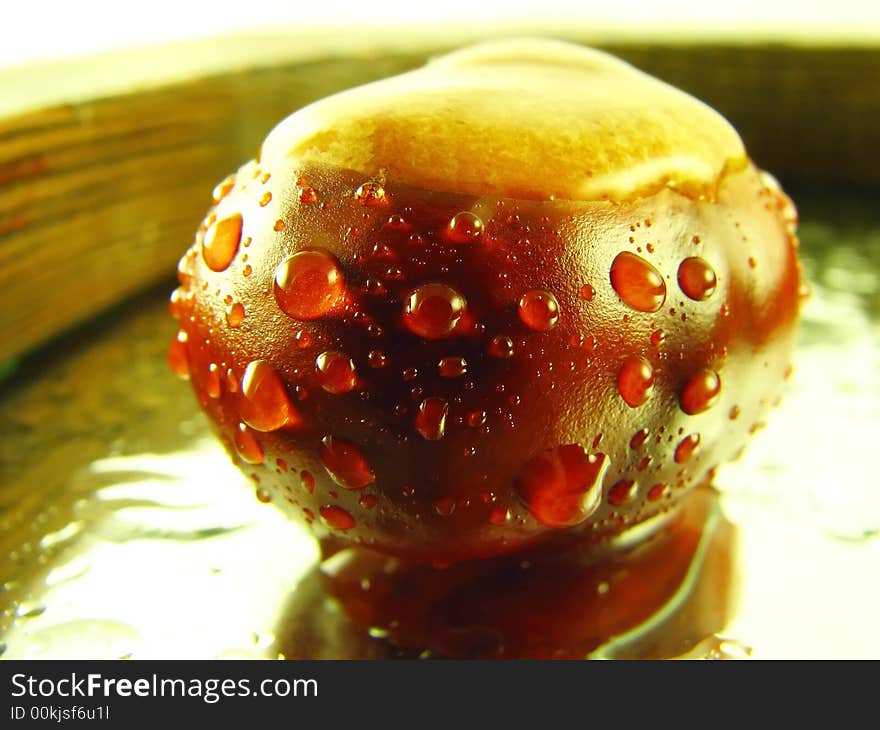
<box><xmin>617</xmin><ymin>356</ymin><xmax>655</xmax><ymax>407</ymax></box>
<box><xmin>403</xmin><ymin>283</ymin><xmax>466</xmax><ymax>339</ymax></box>
<box><xmin>240</xmin><ymin>360</ymin><xmax>301</xmax><ymax>431</ymax></box>
<box><xmin>234</xmin><ymin>423</ymin><xmax>264</xmax><ymax>464</ymax></box>
<box><xmin>316</xmin><ymin>351</ymin><xmax>357</xmax><ymax>394</ymax></box>
<box><xmin>678</xmin><ymin>257</ymin><xmax>717</xmax><ymax>300</ymax></box>
<box><xmin>320</xmin><ymin>436</ymin><xmax>375</xmax><ymax>489</ymax></box>
<box><xmin>680</xmin><ymin>369</ymin><xmax>721</xmax><ymax>415</ymax></box>
<box><xmin>445</xmin><ymin>211</ymin><xmax>484</xmax><ymax>243</ymax></box>
<box><xmin>517</xmin><ymin>445</ymin><xmax>609</xmax><ymax>528</ymax></box>
<box><xmin>415</xmin><ymin>397</ymin><xmax>449</xmax><ymax>440</ymax></box>
<box><xmin>610</xmin><ymin>252</ymin><xmax>666</xmax><ymax>312</ymax></box>
<box><xmin>320</xmin><ymin>505</ymin><xmax>356</xmax><ymax>530</ymax></box>
<box><xmin>518</xmin><ymin>290</ymin><xmax>560</xmax><ymax>331</ymax></box>
<box><xmin>202</xmin><ymin>213</ymin><xmax>243</xmax><ymax>272</ymax></box>
<box><xmin>274</xmin><ymin>249</ymin><xmax>345</xmax><ymax>320</ymax></box>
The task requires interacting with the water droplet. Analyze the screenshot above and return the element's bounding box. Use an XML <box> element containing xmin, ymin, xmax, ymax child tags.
<box><xmin>205</xmin><ymin>363</ymin><xmax>222</xmax><ymax>398</ymax></box>
<box><xmin>403</xmin><ymin>283</ymin><xmax>466</xmax><ymax>339</ymax></box>
<box><xmin>316</xmin><ymin>351</ymin><xmax>357</xmax><ymax>394</ymax></box>
<box><xmin>487</xmin><ymin>335</ymin><xmax>515</xmax><ymax>359</ymax></box>
<box><xmin>274</xmin><ymin>219</ymin><xmax>286</xmax><ymax>232</ymax></box>
<box><xmin>320</xmin><ymin>505</ymin><xmax>356</xmax><ymax>530</ymax></box>
<box><xmin>359</xmin><ymin>494</ymin><xmax>377</xmax><ymax>509</ymax></box>
<box><xmin>729</xmin><ymin>405</ymin><xmax>740</xmax><ymax>420</ymax></box>
<box><xmin>299</xmin><ymin>186</ymin><xmax>318</xmax><ymax>204</ymax></box>
<box><xmin>680</xmin><ymin>369</ymin><xmax>721</xmax><ymax>415</ymax></box>
<box><xmin>212</xmin><ymin>175</ymin><xmax>235</xmax><ymax>203</ymax></box>
<box><xmin>650</xmin><ymin>329</ymin><xmax>665</xmax><ymax>347</ymax></box>
<box><xmin>202</xmin><ymin>213</ymin><xmax>242</xmax><ymax>272</ymax></box>
<box><xmin>517</xmin><ymin>290</ymin><xmax>560</xmax><ymax>331</ymax></box>
<box><xmin>368</xmin><ymin>350</ymin><xmax>388</xmax><ymax>368</ymax></box>
<box><xmin>607</xmin><ymin>479</ymin><xmax>636</xmax><ymax>506</ymax></box>
<box><xmin>678</xmin><ymin>257</ymin><xmax>717</xmax><ymax>300</ymax></box>
<box><xmin>438</xmin><ymin>356</ymin><xmax>468</xmax><ymax>378</ymax></box>
<box><xmin>255</xmin><ymin>489</ymin><xmax>271</xmax><ymax>509</ymax></box>
<box><xmin>579</xmin><ymin>284</ymin><xmax>595</xmax><ymax>302</ymax></box>
<box><xmin>225</xmin><ymin>302</ymin><xmax>245</xmax><ymax>328</ymax></box>
<box><xmin>647</xmin><ymin>483</ymin><xmax>669</xmax><ymax>502</ymax></box>
<box><xmin>167</xmin><ymin>330</ymin><xmax>190</xmax><ymax>379</ymax></box>
<box><xmin>675</xmin><ymin>433</ymin><xmax>701</xmax><ymax>463</ymax></box>
<box><xmin>234</xmin><ymin>423</ymin><xmax>264</xmax><ymax>464</ymax></box>
<box><xmin>274</xmin><ymin>249</ymin><xmax>345</xmax><ymax>320</ymax></box>
<box><xmin>434</xmin><ymin>496</ymin><xmax>456</xmax><ymax>516</ymax></box>
<box><xmin>259</xmin><ymin>191</ymin><xmax>272</xmax><ymax>207</ymax></box>
<box><xmin>466</xmin><ymin>410</ymin><xmax>487</xmax><ymax>428</ymax></box>
<box><xmin>445</xmin><ymin>211</ymin><xmax>484</xmax><ymax>243</ymax></box>
<box><xmin>630</xmin><ymin>428</ymin><xmax>650</xmax><ymax>450</ymax></box>
<box><xmin>617</xmin><ymin>356</ymin><xmax>655</xmax><ymax>407</ymax></box>
<box><xmin>415</xmin><ymin>397</ymin><xmax>449</xmax><ymax>440</ymax></box>
<box><xmin>300</xmin><ymin>470</ymin><xmax>315</xmax><ymax>493</ymax></box>
<box><xmin>489</xmin><ymin>505</ymin><xmax>511</xmax><ymax>525</ymax></box>
<box><xmin>240</xmin><ymin>360</ymin><xmax>301</xmax><ymax>431</ymax></box>
<box><xmin>517</xmin><ymin>445</ymin><xmax>609</xmax><ymax>528</ymax></box>
<box><xmin>319</xmin><ymin>436</ymin><xmax>375</xmax><ymax>489</ymax></box>
<box><xmin>354</xmin><ymin>181</ymin><xmax>387</xmax><ymax>206</ymax></box>
<box><xmin>610</xmin><ymin>252</ymin><xmax>666</xmax><ymax>312</ymax></box>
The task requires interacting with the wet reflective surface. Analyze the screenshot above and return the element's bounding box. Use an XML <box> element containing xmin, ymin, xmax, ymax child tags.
<box><xmin>1</xmin><ymin>186</ymin><xmax>878</xmax><ymax>659</ymax></box>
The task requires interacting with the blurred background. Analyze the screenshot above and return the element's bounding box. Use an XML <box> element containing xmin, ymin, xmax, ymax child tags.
<box><xmin>0</xmin><ymin>0</ymin><xmax>878</xmax><ymax>659</ymax></box>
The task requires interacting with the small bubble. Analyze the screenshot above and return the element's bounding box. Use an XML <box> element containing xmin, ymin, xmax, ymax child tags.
<box><xmin>579</xmin><ymin>284</ymin><xmax>595</xmax><ymax>302</ymax></box>
<box><xmin>368</xmin><ymin>350</ymin><xmax>388</xmax><ymax>368</ymax></box>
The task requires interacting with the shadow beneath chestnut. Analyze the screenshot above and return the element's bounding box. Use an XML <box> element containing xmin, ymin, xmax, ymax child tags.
<box><xmin>274</xmin><ymin>486</ymin><xmax>738</xmax><ymax>659</ymax></box>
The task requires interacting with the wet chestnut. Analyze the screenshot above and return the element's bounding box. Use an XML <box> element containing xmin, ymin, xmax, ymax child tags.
<box><xmin>169</xmin><ymin>39</ymin><xmax>803</xmax><ymax>563</ymax></box>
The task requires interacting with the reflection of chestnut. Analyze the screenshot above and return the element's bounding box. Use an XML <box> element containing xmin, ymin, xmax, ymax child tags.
<box><xmin>169</xmin><ymin>39</ymin><xmax>803</xmax><ymax>563</ymax></box>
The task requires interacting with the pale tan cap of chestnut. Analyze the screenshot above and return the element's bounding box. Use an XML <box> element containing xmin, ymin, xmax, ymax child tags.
<box><xmin>261</xmin><ymin>38</ymin><xmax>747</xmax><ymax>202</ymax></box>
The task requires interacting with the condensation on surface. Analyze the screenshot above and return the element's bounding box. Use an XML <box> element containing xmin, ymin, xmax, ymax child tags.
<box><xmin>0</xmin><ymin>190</ymin><xmax>877</xmax><ymax>659</ymax></box>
